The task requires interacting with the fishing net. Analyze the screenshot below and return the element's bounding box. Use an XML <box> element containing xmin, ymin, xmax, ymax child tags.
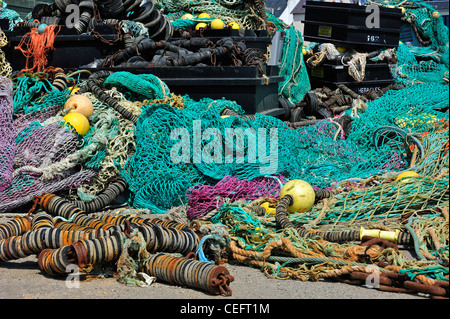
<box><xmin>277</xmin><ymin>26</ymin><xmax>311</xmax><ymax>104</ymax></box>
<box><xmin>201</xmin><ymin>196</ymin><xmax>448</xmax><ymax>283</ymax></box>
<box><xmin>185</xmin><ymin>174</ymin><xmax>287</xmax><ymax>220</ymax></box>
<box><xmin>287</xmin><ymin>119</ymin><xmax>408</xmax><ymax>189</ymax></box>
<box><xmin>116</xmin><ymin>80</ymin><xmax>444</xmax><ymax>217</ymax></box>
<box><xmin>392</xmin><ymin>43</ymin><xmax>449</xmax><ymax>85</ymax></box>
<box><xmin>0</xmin><ymin>1</ymin><xmax>23</xmax><ymax>31</ymax></box>
<box><xmin>0</xmin><ymin>76</ymin><xmax>14</xmax><ymax>192</ymax></box>
<box><xmin>347</xmin><ymin>82</ymin><xmax>449</xmax><ymax>149</ymax></box>
<box><xmin>0</xmin><ymin>69</ymin><xmax>145</xmax><ymax>214</ymax></box>
<box><xmin>0</xmin><ymin>30</ymin><xmax>12</xmax><ymax>77</ymax></box>
<box><xmin>0</xmin><ymin>74</ymin><xmax>93</xmax><ymax>214</ymax></box>
<box><xmin>12</xmin><ymin>73</ymin><xmax>69</xmax><ymax>115</ymax></box>
<box><xmin>121</xmin><ymin>97</ymin><xmax>300</xmax><ymax>214</ymax></box>
<box><xmin>369</xmin><ymin>0</ymin><xmax>449</xmax><ymax>86</ymax></box>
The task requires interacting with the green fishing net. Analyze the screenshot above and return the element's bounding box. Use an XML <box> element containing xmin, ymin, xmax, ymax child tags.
<box><xmin>103</xmin><ymin>71</ymin><xmax>171</xmax><ymax>102</ymax></box>
<box><xmin>368</xmin><ymin>0</ymin><xmax>449</xmax><ymax>85</ymax></box>
<box><xmin>12</xmin><ymin>75</ymin><xmax>70</xmax><ymax>115</ymax></box>
<box><xmin>118</xmin><ymin>77</ymin><xmax>445</xmax><ymax>214</ymax></box>
<box><xmin>277</xmin><ymin>26</ymin><xmax>311</xmax><ymax>104</ymax></box>
<box><xmin>122</xmin><ymin>96</ymin><xmax>301</xmax><ymax>213</ymax></box>
<box><xmin>347</xmin><ymin>82</ymin><xmax>449</xmax><ymax>148</ymax></box>
<box><xmin>0</xmin><ymin>2</ymin><xmax>23</xmax><ymax>30</ymax></box>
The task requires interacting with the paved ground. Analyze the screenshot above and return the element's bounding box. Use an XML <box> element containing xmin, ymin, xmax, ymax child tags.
<box><xmin>0</xmin><ymin>254</ymin><xmax>426</xmax><ymax>300</ymax></box>
<box><xmin>0</xmin><ymin>215</ymin><xmax>433</xmax><ymax>319</ymax></box>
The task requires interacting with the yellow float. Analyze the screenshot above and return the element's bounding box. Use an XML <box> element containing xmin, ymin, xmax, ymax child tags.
<box><xmin>63</xmin><ymin>112</ymin><xmax>90</xmax><ymax>136</ymax></box>
<box><xmin>279</xmin><ymin>180</ymin><xmax>315</xmax><ymax>213</ymax></box>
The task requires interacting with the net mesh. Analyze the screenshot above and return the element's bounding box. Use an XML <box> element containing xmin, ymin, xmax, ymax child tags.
<box><xmin>369</xmin><ymin>0</ymin><xmax>449</xmax><ymax>85</ymax></box>
<box><xmin>121</xmin><ymin>98</ymin><xmax>301</xmax><ymax>214</ymax></box>
<box><xmin>0</xmin><ymin>76</ymin><xmax>15</xmax><ymax>192</ymax></box>
<box><xmin>0</xmin><ymin>70</ymin><xmax>143</xmax><ymax>214</ymax></box>
<box><xmin>185</xmin><ymin>174</ymin><xmax>287</xmax><ymax>220</ymax></box>
<box><xmin>277</xmin><ymin>26</ymin><xmax>311</xmax><ymax>104</ymax></box>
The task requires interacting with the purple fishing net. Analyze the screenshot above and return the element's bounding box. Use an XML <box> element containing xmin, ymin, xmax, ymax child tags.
<box><xmin>185</xmin><ymin>175</ymin><xmax>287</xmax><ymax>220</ymax></box>
<box><xmin>14</xmin><ymin>121</ymin><xmax>81</xmax><ymax>168</ymax></box>
<box><xmin>0</xmin><ymin>94</ymin><xmax>97</xmax><ymax>214</ymax></box>
<box><xmin>0</xmin><ymin>170</ymin><xmax>97</xmax><ymax>214</ymax></box>
<box><xmin>0</xmin><ymin>76</ymin><xmax>15</xmax><ymax>192</ymax></box>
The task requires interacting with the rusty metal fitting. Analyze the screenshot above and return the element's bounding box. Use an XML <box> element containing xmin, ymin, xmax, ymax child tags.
<box><xmin>207</xmin><ymin>266</ymin><xmax>234</xmax><ymax>296</ymax></box>
<box><xmin>71</xmin><ymin>241</ymin><xmax>88</xmax><ymax>269</ymax></box>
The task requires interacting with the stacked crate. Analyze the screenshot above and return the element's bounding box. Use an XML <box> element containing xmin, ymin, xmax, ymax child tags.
<box><xmin>302</xmin><ymin>0</ymin><xmax>402</xmax><ymax>94</ymax></box>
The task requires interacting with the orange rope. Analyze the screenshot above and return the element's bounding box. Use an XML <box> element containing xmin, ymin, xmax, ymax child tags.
<box><xmin>14</xmin><ymin>24</ymin><xmax>61</xmax><ymax>73</ymax></box>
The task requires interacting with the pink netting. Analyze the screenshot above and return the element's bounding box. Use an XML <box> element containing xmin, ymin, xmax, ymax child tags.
<box><xmin>185</xmin><ymin>175</ymin><xmax>287</xmax><ymax>220</ymax></box>
<box><xmin>0</xmin><ymin>76</ymin><xmax>15</xmax><ymax>192</ymax></box>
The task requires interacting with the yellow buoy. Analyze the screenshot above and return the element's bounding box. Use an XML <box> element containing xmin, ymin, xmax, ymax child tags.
<box><xmin>431</xmin><ymin>11</ymin><xmax>440</xmax><ymax>19</ymax></box>
<box><xmin>198</xmin><ymin>12</ymin><xmax>211</xmax><ymax>19</ymax></box>
<box><xmin>279</xmin><ymin>180</ymin><xmax>315</xmax><ymax>213</ymax></box>
<box><xmin>260</xmin><ymin>202</ymin><xmax>276</xmax><ymax>216</ymax></box>
<box><xmin>211</xmin><ymin>19</ymin><xmax>225</xmax><ymax>30</ymax></box>
<box><xmin>181</xmin><ymin>13</ymin><xmax>194</xmax><ymax>20</ymax></box>
<box><xmin>228</xmin><ymin>22</ymin><xmax>240</xmax><ymax>29</ymax></box>
<box><xmin>63</xmin><ymin>112</ymin><xmax>90</xmax><ymax>136</ymax></box>
<box><xmin>336</xmin><ymin>46</ymin><xmax>347</xmax><ymax>53</ymax></box>
<box><xmin>195</xmin><ymin>22</ymin><xmax>208</xmax><ymax>30</ymax></box>
<box><xmin>396</xmin><ymin>171</ymin><xmax>419</xmax><ymax>182</ymax></box>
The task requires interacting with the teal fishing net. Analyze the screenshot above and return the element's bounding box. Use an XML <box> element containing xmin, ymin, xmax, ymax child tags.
<box><xmin>119</xmin><ymin>78</ymin><xmax>447</xmax><ymax>215</ymax></box>
<box><xmin>122</xmin><ymin>97</ymin><xmax>300</xmax><ymax>213</ymax></box>
<box><xmin>277</xmin><ymin>26</ymin><xmax>311</xmax><ymax>104</ymax></box>
<box><xmin>369</xmin><ymin>0</ymin><xmax>449</xmax><ymax>85</ymax></box>
<box><xmin>12</xmin><ymin>74</ymin><xmax>70</xmax><ymax>115</ymax></box>
<box><xmin>0</xmin><ymin>2</ymin><xmax>23</xmax><ymax>30</ymax></box>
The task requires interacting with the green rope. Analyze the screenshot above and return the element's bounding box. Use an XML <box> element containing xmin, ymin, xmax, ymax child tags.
<box><xmin>399</xmin><ymin>265</ymin><xmax>449</xmax><ymax>281</ymax></box>
<box><xmin>405</xmin><ymin>216</ymin><xmax>427</xmax><ymax>260</ymax></box>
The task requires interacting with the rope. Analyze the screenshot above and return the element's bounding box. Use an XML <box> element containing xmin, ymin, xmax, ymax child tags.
<box><xmin>14</xmin><ymin>25</ymin><xmax>61</xmax><ymax>73</ymax></box>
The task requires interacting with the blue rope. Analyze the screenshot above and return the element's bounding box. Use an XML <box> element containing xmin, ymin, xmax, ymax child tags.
<box><xmin>196</xmin><ymin>235</ymin><xmax>216</xmax><ymax>263</ymax></box>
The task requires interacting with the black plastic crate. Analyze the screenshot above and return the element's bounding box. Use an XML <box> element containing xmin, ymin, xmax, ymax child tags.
<box><xmin>302</xmin><ymin>1</ymin><xmax>402</xmax><ymax>49</ymax></box>
<box><xmin>307</xmin><ymin>62</ymin><xmax>393</xmax><ymax>83</ymax></box>
<box><xmin>303</xmin><ymin>21</ymin><xmax>402</xmax><ymax>49</ymax></box>
<box><xmin>310</xmin><ymin>78</ymin><xmax>394</xmax><ymax>95</ymax></box>
<box><xmin>172</xmin><ymin>29</ymin><xmax>273</xmax><ymax>52</ymax></box>
<box><xmin>3</xmin><ymin>25</ymin><xmax>123</xmax><ymax>71</ymax></box>
<box><xmin>303</xmin><ymin>1</ymin><xmax>402</xmax><ymax>28</ymax></box>
<box><xmin>75</xmin><ymin>65</ymin><xmax>284</xmax><ymax>116</ymax></box>
<box><xmin>0</xmin><ymin>18</ymin><xmax>10</xmax><ymax>30</ymax></box>
<box><xmin>399</xmin><ymin>23</ymin><xmax>420</xmax><ymax>46</ymax></box>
